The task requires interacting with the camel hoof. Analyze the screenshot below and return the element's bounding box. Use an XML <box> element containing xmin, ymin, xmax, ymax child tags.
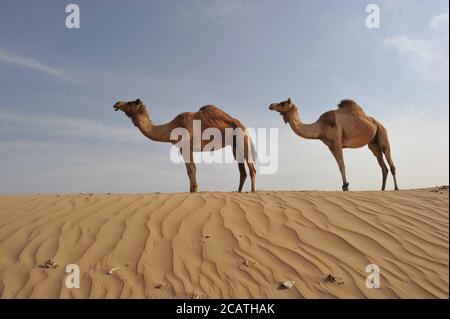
<box><xmin>395</xmin><ymin>187</ymin><xmax>399</xmax><ymax>191</ymax></box>
<box><xmin>342</xmin><ymin>182</ymin><xmax>350</xmax><ymax>191</ymax></box>
<box><xmin>190</xmin><ymin>185</ymin><xmax>198</xmax><ymax>193</ymax></box>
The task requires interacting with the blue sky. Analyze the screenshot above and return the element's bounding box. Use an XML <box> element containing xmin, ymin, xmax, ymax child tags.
<box><xmin>0</xmin><ymin>0</ymin><xmax>448</xmax><ymax>193</ymax></box>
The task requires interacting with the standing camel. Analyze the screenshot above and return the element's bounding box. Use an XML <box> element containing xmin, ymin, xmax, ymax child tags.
<box><xmin>114</xmin><ymin>99</ymin><xmax>256</xmax><ymax>193</ymax></box>
<box><xmin>269</xmin><ymin>98</ymin><xmax>399</xmax><ymax>191</ymax></box>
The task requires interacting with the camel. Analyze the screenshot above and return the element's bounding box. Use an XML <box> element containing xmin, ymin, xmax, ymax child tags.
<box><xmin>269</xmin><ymin>98</ymin><xmax>399</xmax><ymax>191</ymax></box>
<box><xmin>114</xmin><ymin>99</ymin><xmax>256</xmax><ymax>193</ymax></box>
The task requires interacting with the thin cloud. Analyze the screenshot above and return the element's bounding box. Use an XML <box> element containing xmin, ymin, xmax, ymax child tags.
<box><xmin>178</xmin><ymin>0</ymin><xmax>268</xmax><ymax>24</ymax></box>
<box><xmin>430</xmin><ymin>13</ymin><xmax>449</xmax><ymax>33</ymax></box>
<box><xmin>0</xmin><ymin>49</ymin><xmax>208</xmax><ymax>91</ymax></box>
<box><xmin>0</xmin><ymin>49</ymin><xmax>73</xmax><ymax>81</ymax></box>
<box><xmin>0</xmin><ymin>140</ymin><xmax>178</xmax><ymax>194</ymax></box>
<box><xmin>385</xmin><ymin>35</ymin><xmax>441</xmax><ymax>73</ymax></box>
<box><xmin>385</xmin><ymin>13</ymin><xmax>449</xmax><ymax>81</ymax></box>
<box><xmin>0</xmin><ymin>110</ymin><xmax>143</xmax><ymax>144</ymax></box>
<box><xmin>0</xmin><ymin>49</ymin><xmax>148</xmax><ymax>85</ymax></box>
<box><xmin>203</xmin><ymin>0</ymin><xmax>244</xmax><ymax>24</ymax></box>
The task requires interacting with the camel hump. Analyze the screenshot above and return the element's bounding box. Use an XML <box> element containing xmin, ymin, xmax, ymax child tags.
<box><xmin>337</xmin><ymin>99</ymin><xmax>366</xmax><ymax>114</ymax></box>
<box><xmin>197</xmin><ymin>105</ymin><xmax>244</xmax><ymax>128</ymax></box>
<box><xmin>198</xmin><ymin>105</ymin><xmax>218</xmax><ymax>112</ymax></box>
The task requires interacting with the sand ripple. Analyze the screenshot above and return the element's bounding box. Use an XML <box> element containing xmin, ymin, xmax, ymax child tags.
<box><xmin>0</xmin><ymin>188</ymin><xmax>448</xmax><ymax>298</ymax></box>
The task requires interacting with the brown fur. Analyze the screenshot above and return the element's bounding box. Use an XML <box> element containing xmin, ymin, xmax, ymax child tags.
<box><xmin>269</xmin><ymin>98</ymin><xmax>399</xmax><ymax>191</ymax></box>
<box><xmin>337</xmin><ymin>99</ymin><xmax>366</xmax><ymax>114</ymax></box>
<box><xmin>318</xmin><ymin>111</ymin><xmax>336</xmax><ymax>127</ymax></box>
<box><xmin>114</xmin><ymin>99</ymin><xmax>256</xmax><ymax>193</ymax></box>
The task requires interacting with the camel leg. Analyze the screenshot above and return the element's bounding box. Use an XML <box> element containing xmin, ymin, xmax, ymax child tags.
<box><xmin>243</xmin><ymin>137</ymin><xmax>256</xmax><ymax>192</ymax></box>
<box><xmin>375</xmin><ymin>123</ymin><xmax>399</xmax><ymax>190</ymax></box>
<box><xmin>235</xmin><ymin>137</ymin><xmax>256</xmax><ymax>192</ymax></box>
<box><xmin>246</xmin><ymin>162</ymin><xmax>256</xmax><ymax>192</ymax></box>
<box><xmin>368</xmin><ymin>142</ymin><xmax>388</xmax><ymax>190</ymax></box>
<box><xmin>233</xmin><ymin>145</ymin><xmax>247</xmax><ymax>192</ymax></box>
<box><xmin>382</xmin><ymin>147</ymin><xmax>399</xmax><ymax>190</ymax></box>
<box><xmin>185</xmin><ymin>163</ymin><xmax>198</xmax><ymax>193</ymax></box>
<box><xmin>329</xmin><ymin>145</ymin><xmax>349</xmax><ymax>191</ymax></box>
<box><xmin>237</xmin><ymin>163</ymin><xmax>247</xmax><ymax>192</ymax></box>
<box><xmin>182</xmin><ymin>145</ymin><xmax>198</xmax><ymax>193</ymax></box>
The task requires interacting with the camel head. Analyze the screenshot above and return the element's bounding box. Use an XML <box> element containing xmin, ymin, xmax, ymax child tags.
<box><xmin>113</xmin><ymin>99</ymin><xmax>147</xmax><ymax>118</ymax></box>
<box><xmin>269</xmin><ymin>98</ymin><xmax>295</xmax><ymax>123</ymax></box>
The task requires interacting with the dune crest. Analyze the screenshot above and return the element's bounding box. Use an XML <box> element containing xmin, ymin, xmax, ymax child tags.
<box><xmin>0</xmin><ymin>188</ymin><xmax>448</xmax><ymax>298</ymax></box>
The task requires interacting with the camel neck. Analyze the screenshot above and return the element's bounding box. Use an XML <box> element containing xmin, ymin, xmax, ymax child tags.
<box><xmin>131</xmin><ymin>113</ymin><xmax>171</xmax><ymax>142</ymax></box>
<box><xmin>287</xmin><ymin>106</ymin><xmax>321</xmax><ymax>140</ymax></box>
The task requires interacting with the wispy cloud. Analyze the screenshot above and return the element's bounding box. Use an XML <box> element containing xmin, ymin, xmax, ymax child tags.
<box><xmin>0</xmin><ymin>140</ymin><xmax>179</xmax><ymax>194</ymax></box>
<box><xmin>203</xmin><ymin>0</ymin><xmax>245</xmax><ymax>24</ymax></box>
<box><xmin>430</xmin><ymin>12</ymin><xmax>449</xmax><ymax>33</ymax></box>
<box><xmin>0</xmin><ymin>49</ymin><xmax>73</xmax><ymax>81</ymax></box>
<box><xmin>385</xmin><ymin>13</ymin><xmax>449</xmax><ymax>81</ymax></box>
<box><xmin>384</xmin><ymin>35</ymin><xmax>446</xmax><ymax>75</ymax></box>
<box><xmin>0</xmin><ymin>110</ymin><xmax>142</xmax><ymax>144</ymax></box>
<box><xmin>178</xmin><ymin>0</ymin><xmax>268</xmax><ymax>25</ymax></box>
<box><xmin>0</xmin><ymin>49</ymin><xmax>210</xmax><ymax>93</ymax></box>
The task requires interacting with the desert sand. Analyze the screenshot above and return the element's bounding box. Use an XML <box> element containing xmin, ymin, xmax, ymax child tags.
<box><xmin>0</xmin><ymin>187</ymin><xmax>448</xmax><ymax>299</ymax></box>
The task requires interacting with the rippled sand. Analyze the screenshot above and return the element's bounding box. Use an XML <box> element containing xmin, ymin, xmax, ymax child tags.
<box><xmin>0</xmin><ymin>188</ymin><xmax>448</xmax><ymax>298</ymax></box>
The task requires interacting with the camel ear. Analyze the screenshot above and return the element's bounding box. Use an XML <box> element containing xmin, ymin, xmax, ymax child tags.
<box><xmin>287</xmin><ymin>98</ymin><xmax>291</xmax><ymax>103</ymax></box>
<box><xmin>135</xmin><ymin>99</ymin><xmax>141</xmax><ymax>105</ymax></box>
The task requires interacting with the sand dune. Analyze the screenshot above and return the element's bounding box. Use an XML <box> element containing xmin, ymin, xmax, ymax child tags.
<box><xmin>0</xmin><ymin>188</ymin><xmax>448</xmax><ymax>299</ymax></box>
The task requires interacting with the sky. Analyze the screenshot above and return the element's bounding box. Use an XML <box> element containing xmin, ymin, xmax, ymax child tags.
<box><xmin>0</xmin><ymin>0</ymin><xmax>448</xmax><ymax>194</ymax></box>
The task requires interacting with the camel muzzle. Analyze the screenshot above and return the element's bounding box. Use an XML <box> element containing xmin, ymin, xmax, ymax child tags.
<box><xmin>113</xmin><ymin>102</ymin><xmax>126</xmax><ymax>112</ymax></box>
